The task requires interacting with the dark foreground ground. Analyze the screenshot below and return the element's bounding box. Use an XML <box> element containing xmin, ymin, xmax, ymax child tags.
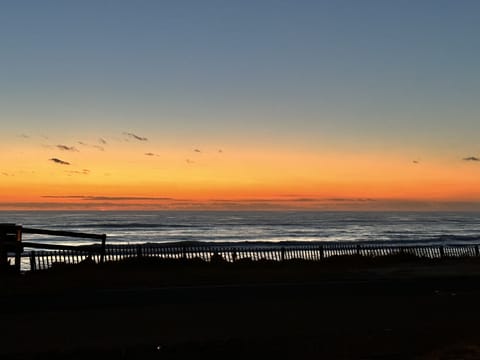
<box><xmin>2</xmin><ymin>256</ymin><xmax>480</xmax><ymax>359</ymax></box>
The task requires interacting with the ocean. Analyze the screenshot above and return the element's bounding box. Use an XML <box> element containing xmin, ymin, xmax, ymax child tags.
<box><xmin>2</xmin><ymin>211</ymin><xmax>480</xmax><ymax>248</ymax></box>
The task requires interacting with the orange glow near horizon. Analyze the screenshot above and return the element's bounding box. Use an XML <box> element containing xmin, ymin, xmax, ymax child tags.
<box><xmin>2</xmin><ymin>140</ymin><xmax>480</xmax><ymax>211</ymax></box>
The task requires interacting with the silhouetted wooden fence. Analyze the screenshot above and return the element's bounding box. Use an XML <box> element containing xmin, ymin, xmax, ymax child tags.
<box><xmin>1</xmin><ymin>224</ymin><xmax>106</xmax><ymax>273</ymax></box>
<box><xmin>25</xmin><ymin>243</ymin><xmax>480</xmax><ymax>272</ymax></box>
<box><xmin>6</xmin><ymin>223</ymin><xmax>480</xmax><ymax>272</ymax></box>
<box><xmin>22</xmin><ymin>227</ymin><xmax>106</xmax><ymax>272</ymax></box>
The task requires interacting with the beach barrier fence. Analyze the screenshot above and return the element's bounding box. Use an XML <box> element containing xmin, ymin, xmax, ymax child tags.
<box><xmin>5</xmin><ymin>223</ymin><xmax>480</xmax><ymax>272</ymax></box>
<box><xmin>24</xmin><ymin>242</ymin><xmax>480</xmax><ymax>272</ymax></box>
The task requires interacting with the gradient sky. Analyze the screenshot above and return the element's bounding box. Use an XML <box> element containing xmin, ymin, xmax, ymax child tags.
<box><xmin>1</xmin><ymin>0</ymin><xmax>480</xmax><ymax>210</ymax></box>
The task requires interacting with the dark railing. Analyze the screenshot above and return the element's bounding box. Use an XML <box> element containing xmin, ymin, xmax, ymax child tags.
<box><xmin>1</xmin><ymin>224</ymin><xmax>106</xmax><ymax>273</ymax></box>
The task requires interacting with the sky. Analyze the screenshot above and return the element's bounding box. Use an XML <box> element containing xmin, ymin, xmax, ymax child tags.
<box><xmin>1</xmin><ymin>0</ymin><xmax>480</xmax><ymax>211</ymax></box>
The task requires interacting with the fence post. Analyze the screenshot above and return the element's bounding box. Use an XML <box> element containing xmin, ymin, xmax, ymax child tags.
<box><xmin>100</xmin><ymin>234</ymin><xmax>106</xmax><ymax>263</ymax></box>
<box><xmin>319</xmin><ymin>245</ymin><xmax>324</xmax><ymax>261</ymax></box>
<box><xmin>281</xmin><ymin>247</ymin><xmax>285</xmax><ymax>261</ymax></box>
<box><xmin>182</xmin><ymin>245</ymin><xmax>187</xmax><ymax>259</ymax></box>
<box><xmin>356</xmin><ymin>244</ymin><xmax>361</xmax><ymax>256</ymax></box>
<box><xmin>29</xmin><ymin>251</ymin><xmax>36</xmax><ymax>272</ymax></box>
<box><xmin>439</xmin><ymin>245</ymin><xmax>445</xmax><ymax>259</ymax></box>
<box><xmin>137</xmin><ymin>244</ymin><xmax>143</xmax><ymax>258</ymax></box>
<box><xmin>476</xmin><ymin>245</ymin><xmax>479</xmax><ymax>257</ymax></box>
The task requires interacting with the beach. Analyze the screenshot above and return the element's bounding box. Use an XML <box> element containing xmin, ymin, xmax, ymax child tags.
<box><xmin>2</xmin><ymin>258</ymin><xmax>480</xmax><ymax>359</ymax></box>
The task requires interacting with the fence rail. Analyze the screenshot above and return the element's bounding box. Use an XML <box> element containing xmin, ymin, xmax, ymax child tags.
<box><xmin>1</xmin><ymin>224</ymin><xmax>106</xmax><ymax>273</ymax></box>
<box><xmin>23</xmin><ymin>243</ymin><xmax>480</xmax><ymax>272</ymax></box>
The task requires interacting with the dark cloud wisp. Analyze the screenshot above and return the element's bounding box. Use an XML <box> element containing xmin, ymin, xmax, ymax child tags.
<box><xmin>123</xmin><ymin>132</ymin><xmax>148</xmax><ymax>141</ymax></box>
<box><xmin>78</xmin><ymin>141</ymin><xmax>104</xmax><ymax>151</ymax></box>
<box><xmin>49</xmin><ymin>158</ymin><xmax>71</xmax><ymax>165</ymax></box>
<box><xmin>56</xmin><ymin>144</ymin><xmax>79</xmax><ymax>152</ymax></box>
<box><xmin>463</xmin><ymin>156</ymin><xmax>480</xmax><ymax>161</ymax></box>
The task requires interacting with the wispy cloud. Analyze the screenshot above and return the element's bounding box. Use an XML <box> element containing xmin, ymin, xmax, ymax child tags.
<box><xmin>1</xmin><ymin>172</ymin><xmax>10</xmax><ymax>176</ymax></box>
<box><xmin>18</xmin><ymin>134</ymin><xmax>30</xmax><ymax>138</ymax></box>
<box><xmin>186</xmin><ymin>159</ymin><xmax>195</xmax><ymax>164</ymax></box>
<box><xmin>193</xmin><ymin>149</ymin><xmax>201</xmax><ymax>153</ymax></box>
<box><xmin>123</xmin><ymin>132</ymin><xmax>148</xmax><ymax>141</ymax></box>
<box><xmin>56</xmin><ymin>144</ymin><xmax>79</xmax><ymax>152</ymax></box>
<box><xmin>463</xmin><ymin>156</ymin><xmax>480</xmax><ymax>161</ymax></box>
<box><xmin>78</xmin><ymin>141</ymin><xmax>104</xmax><ymax>151</ymax></box>
<box><xmin>326</xmin><ymin>198</ymin><xmax>375</xmax><ymax>202</ymax></box>
<box><xmin>99</xmin><ymin>138</ymin><xmax>107</xmax><ymax>145</ymax></box>
<box><xmin>65</xmin><ymin>169</ymin><xmax>90</xmax><ymax>175</ymax></box>
<box><xmin>211</xmin><ymin>197</ymin><xmax>376</xmax><ymax>204</ymax></box>
<box><xmin>49</xmin><ymin>158</ymin><xmax>71</xmax><ymax>165</ymax></box>
<box><xmin>412</xmin><ymin>160</ymin><xmax>419</xmax><ymax>164</ymax></box>
<box><xmin>144</xmin><ymin>152</ymin><xmax>159</xmax><ymax>157</ymax></box>
<box><xmin>42</xmin><ymin>195</ymin><xmax>173</xmax><ymax>201</ymax></box>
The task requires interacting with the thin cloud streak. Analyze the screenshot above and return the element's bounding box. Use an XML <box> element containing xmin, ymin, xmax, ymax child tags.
<box><xmin>77</xmin><ymin>141</ymin><xmax>104</xmax><ymax>151</ymax></box>
<box><xmin>210</xmin><ymin>197</ymin><xmax>376</xmax><ymax>203</ymax></box>
<box><xmin>49</xmin><ymin>158</ymin><xmax>70</xmax><ymax>165</ymax></box>
<box><xmin>42</xmin><ymin>195</ymin><xmax>174</xmax><ymax>201</ymax></box>
<box><xmin>123</xmin><ymin>132</ymin><xmax>148</xmax><ymax>141</ymax></box>
<box><xmin>65</xmin><ymin>169</ymin><xmax>90</xmax><ymax>175</ymax></box>
<box><xmin>56</xmin><ymin>144</ymin><xmax>79</xmax><ymax>152</ymax></box>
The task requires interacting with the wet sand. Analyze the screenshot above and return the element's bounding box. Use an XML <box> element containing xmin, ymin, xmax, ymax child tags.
<box><xmin>2</xmin><ymin>257</ymin><xmax>480</xmax><ymax>359</ymax></box>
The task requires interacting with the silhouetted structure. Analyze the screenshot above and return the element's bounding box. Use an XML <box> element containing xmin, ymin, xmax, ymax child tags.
<box><xmin>0</xmin><ymin>224</ymin><xmax>106</xmax><ymax>273</ymax></box>
<box><xmin>0</xmin><ymin>223</ymin><xmax>22</xmax><ymax>273</ymax></box>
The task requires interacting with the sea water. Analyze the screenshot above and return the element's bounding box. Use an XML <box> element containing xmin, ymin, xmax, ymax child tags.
<box><xmin>1</xmin><ymin>211</ymin><xmax>480</xmax><ymax>247</ymax></box>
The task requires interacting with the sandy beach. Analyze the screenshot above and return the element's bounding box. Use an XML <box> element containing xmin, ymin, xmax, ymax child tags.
<box><xmin>2</xmin><ymin>257</ymin><xmax>480</xmax><ymax>359</ymax></box>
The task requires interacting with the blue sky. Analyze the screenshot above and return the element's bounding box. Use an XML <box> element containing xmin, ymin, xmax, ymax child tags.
<box><xmin>2</xmin><ymin>0</ymin><xmax>479</xmax><ymax>144</ymax></box>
